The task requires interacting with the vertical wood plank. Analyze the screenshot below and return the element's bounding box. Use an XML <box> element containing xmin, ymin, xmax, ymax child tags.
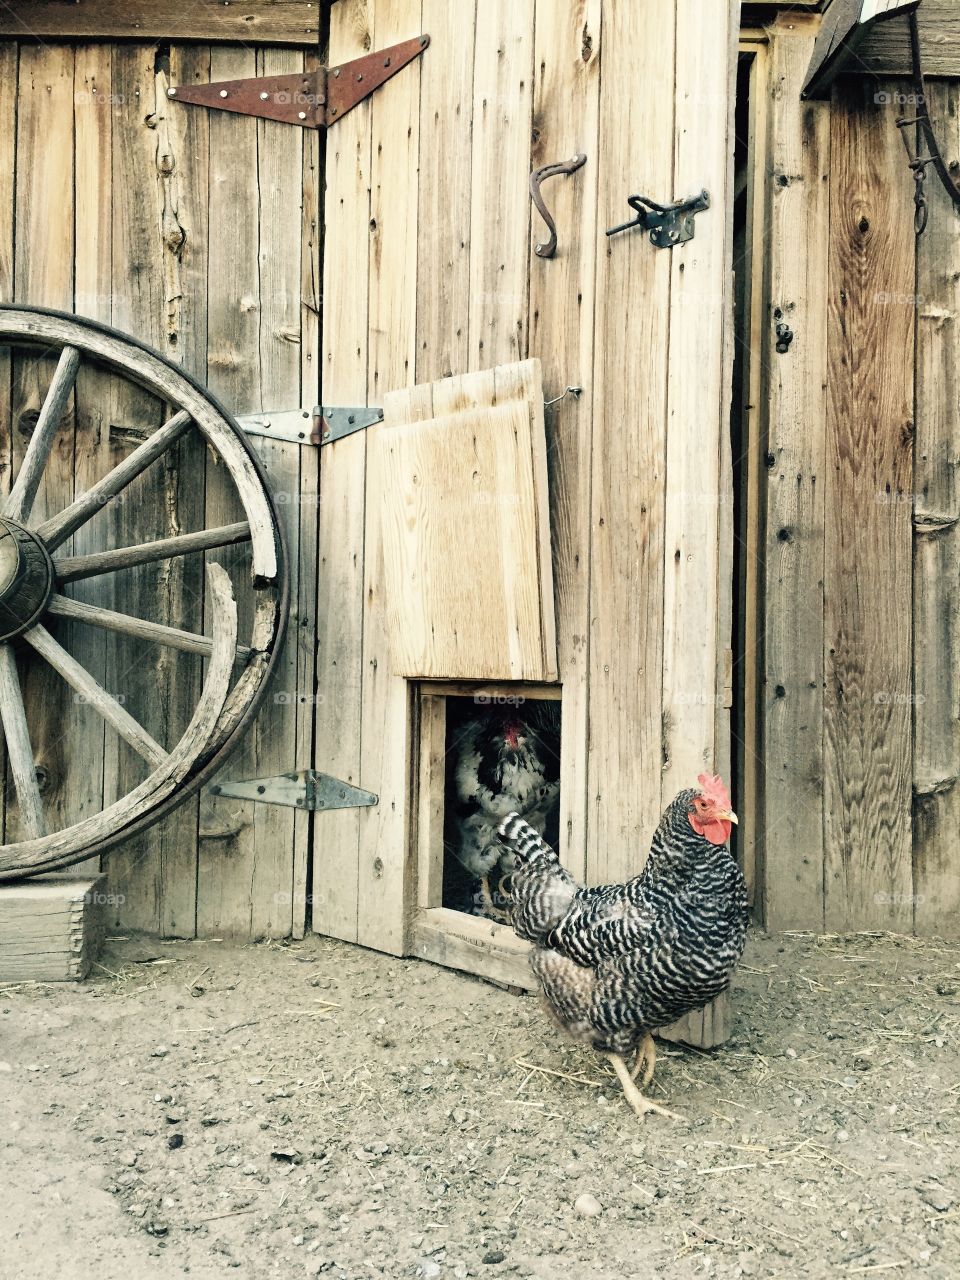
<box><xmin>468</xmin><ymin>0</ymin><xmax>534</xmax><ymax>369</ymax></box>
<box><xmin>528</xmin><ymin>1</ymin><xmax>601</xmax><ymax>881</ymax></box>
<box><xmin>660</xmin><ymin>0</ymin><xmax>735</xmax><ymax>795</ymax></box>
<box><xmin>12</xmin><ymin>44</ymin><xmax>78</xmax><ymax>844</ymax></box>
<box><xmin>197</xmin><ymin>42</ymin><xmax>262</xmax><ymax>936</ymax></box>
<box><xmin>822</xmin><ymin>77</ymin><xmax>914</xmax><ymax>932</ymax></box>
<box><xmin>416</xmin><ymin>0</ymin><xmax>476</xmax><ymax>382</ymax></box>
<box><xmin>760</xmin><ymin>21</ymin><xmax>831</xmax><ymax>931</ymax></box>
<box><xmin>104</xmin><ymin>44</ymin><xmax>201</xmax><ymax>931</ymax></box>
<box><xmin>311</xmin><ymin>0</ymin><xmax>372</xmax><ymax>944</ymax></box>
<box><xmin>146</xmin><ymin>48</ymin><xmax>208</xmax><ymax>936</ymax></box>
<box><xmin>356</xmin><ymin>0</ymin><xmax>421</xmax><ymax>956</ymax></box>
<box><xmin>0</xmin><ymin>42</ymin><xmax>17</xmax><ymax>843</ymax></box>
<box><xmin>199</xmin><ymin>43</ymin><xmax>305</xmax><ymax>938</ymax></box>
<box><xmin>250</xmin><ymin>44</ymin><xmax>306</xmax><ymax>937</ymax></box>
<box><xmin>69</xmin><ymin>44</ymin><xmax>114</xmax><ymax>878</ymax></box>
<box><xmin>294</xmin><ymin>47</ymin><xmax>322</xmax><ymax>939</ymax></box>
<box><xmin>912</xmin><ymin>82</ymin><xmax>960</xmax><ymax>933</ymax></box>
<box><xmin>733</xmin><ymin>44</ymin><xmax>769</xmax><ymax>909</ymax></box>
<box><xmin>588</xmin><ymin>4</ymin><xmax>674</xmax><ymax>885</ymax></box>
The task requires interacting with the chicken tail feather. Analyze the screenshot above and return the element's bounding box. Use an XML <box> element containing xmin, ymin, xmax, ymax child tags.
<box><xmin>498</xmin><ymin>811</ymin><xmax>577</xmax><ymax>943</ymax></box>
<box><xmin>498</xmin><ymin>811</ymin><xmax>557</xmax><ymax>863</ymax></box>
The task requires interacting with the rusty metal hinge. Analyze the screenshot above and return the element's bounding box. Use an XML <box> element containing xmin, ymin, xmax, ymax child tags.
<box><xmin>167</xmin><ymin>35</ymin><xmax>429</xmax><ymax>129</ymax></box>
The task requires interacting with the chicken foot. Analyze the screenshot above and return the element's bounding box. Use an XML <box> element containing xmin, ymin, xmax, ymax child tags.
<box><xmin>629</xmin><ymin>1032</ymin><xmax>656</xmax><ymax>1088</ymax></box>
<box><xmin>479</xmin><ymin>875</ymin><xmax>511</xmax><ymax>924</ymax></box>
<box><xmin>606</xmin><ymin>1053</ymin><xmax>683</xmax><ymax>1121</ymax></box>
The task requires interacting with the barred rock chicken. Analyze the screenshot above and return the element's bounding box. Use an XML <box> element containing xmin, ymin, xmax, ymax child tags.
<box><xmin>445</xmin><ymin>704</ymin><xmax>560</xmax><ymax>919</ymax></box>
<box><xmin>498</xmin><ymin>774</ymin><xmax>747</xmax><ymax>1120</ymax></box>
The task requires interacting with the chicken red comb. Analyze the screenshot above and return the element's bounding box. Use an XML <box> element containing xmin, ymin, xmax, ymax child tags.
<box><xmin>697</xmin><ymin>773</ymin><xmax>731</xmax><ymax>810</ymax></box>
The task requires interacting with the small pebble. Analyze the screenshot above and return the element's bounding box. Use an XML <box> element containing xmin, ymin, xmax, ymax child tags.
<box><xmin>574</xmin><ymin>1193</ymin><xmax>603</xmax><ymax>1218</ymax></box>
<box><xmin>482</xmin><ymin>1249</ymin><xmax>506</xmax><ymax>1264</ymax></box>
<box><xmin>167</xmin><ymin>1133</ymin><xmax>184</xmax><ymax>1150</ymax></box>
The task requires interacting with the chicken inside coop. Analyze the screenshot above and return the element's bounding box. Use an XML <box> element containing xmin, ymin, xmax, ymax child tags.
<box><xmin>441</xmin><ymin>697</ymin><xmax>561</xmax><ymax>922</ymax></box>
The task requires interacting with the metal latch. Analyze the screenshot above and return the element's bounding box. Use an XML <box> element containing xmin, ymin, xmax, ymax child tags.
<box><xmin>209</xmin><ymin>770</ymin><xmax>378</xmax><ymax>811</ymax></box>
<box><xmin>167</xmin><ymin>35</ymin><xmax>429</xmax><ymax>129</ymax></box>
<box><xmin>236</xmin><ymin>406</ymin><xmax>384</xmax><ymax>446</ymax></box>
<box><xmin>606</xmin><ymin>190</ymin><xmax>710</xmax><ymax>248</ymax></box>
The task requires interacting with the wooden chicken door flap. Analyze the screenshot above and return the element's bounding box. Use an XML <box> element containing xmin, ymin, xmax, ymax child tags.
<box><xmin>370</xmin><ymin>359</ymin><xmax>558</xmax><ymax>682</ymax></box>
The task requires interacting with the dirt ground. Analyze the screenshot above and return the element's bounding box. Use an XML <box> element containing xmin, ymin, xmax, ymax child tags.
<box><xmin>2</xmin><ymin>928</ymin><xmax>960</xmax><ymax>1280</ymax></box>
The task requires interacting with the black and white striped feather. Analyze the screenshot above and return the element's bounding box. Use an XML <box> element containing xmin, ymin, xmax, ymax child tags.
<box><xmin>498</xmin><ymin>789</ymin><xmax>748</xmax><ymax>1056</ymax></box>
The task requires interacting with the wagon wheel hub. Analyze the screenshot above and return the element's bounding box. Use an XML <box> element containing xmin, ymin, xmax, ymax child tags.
<box><xmin>0</xmin><ymin>518</ymin><xmax>54</xmax><ymax>642</ymax></box>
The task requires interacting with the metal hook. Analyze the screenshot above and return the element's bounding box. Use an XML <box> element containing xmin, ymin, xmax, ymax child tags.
<box><xmin>544</xmin><ymin>385</ymin><xmax>583</xmax><ymax>409</ymax></box>
<box><xmin>529</xmin><ymin>154</ymin><xmax>588</xmax><ymax>259</ymax></box>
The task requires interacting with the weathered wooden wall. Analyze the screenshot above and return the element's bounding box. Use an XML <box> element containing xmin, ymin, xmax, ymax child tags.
<box><xmin>758</xmin><ymin>14</ymin><xmax>960</xmax><ymax>934</ymax></box>
<box><xmin>312</xmin><ymin>0</ymin><xmax>737</xmax><ymax>961</ymax></box>
<box><xmin>0</xmin><ymin>37</ymin><xmax>319</xmax><ymax>938</ymax></box>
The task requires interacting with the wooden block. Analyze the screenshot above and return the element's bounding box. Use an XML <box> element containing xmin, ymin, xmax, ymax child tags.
<box><xmin>0</xmin><ymin>874</ymin><xmax>107</xmax><ymax>983</ymax></box>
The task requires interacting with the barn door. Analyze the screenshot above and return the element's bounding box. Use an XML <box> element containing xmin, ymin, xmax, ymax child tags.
<box><xmin>313</xmin><ymin>0</ymin><xmax>738</xmax><ymax>969</ymax></box>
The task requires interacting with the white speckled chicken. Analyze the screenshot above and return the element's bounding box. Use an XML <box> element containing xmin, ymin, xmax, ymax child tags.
<box><xmin>446</xmin><ymin>704</ymin><xmax>559</xmax><ymax>918</ymax></box>
<box><xmin>498</xmin><ymin>775</ymin><xmax>747</xmax><ymax>1120</ymax></box>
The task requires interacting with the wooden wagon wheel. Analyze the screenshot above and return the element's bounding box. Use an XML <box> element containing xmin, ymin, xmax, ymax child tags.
<box><xmin>0</xmin><ymin>306</ymin><xmax>289</xmax><ymax>878</ymax></box>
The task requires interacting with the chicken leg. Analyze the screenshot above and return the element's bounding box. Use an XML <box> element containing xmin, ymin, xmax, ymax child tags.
<box><xmin>606</xmin><ymin>1053</ymin><xmax>683</xmax><ymax>1121</ymax></box>
<box><xmin>479</xmin><ymin>875</ymin><xmax>511</xmax><ymax>923</ymax></box>
<box><xmin>630</xmin><ymin>1032</ymin><xmax>656</xmax><ymax>1087</ymax></box>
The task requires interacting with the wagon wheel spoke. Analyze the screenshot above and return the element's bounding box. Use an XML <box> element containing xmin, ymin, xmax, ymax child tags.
<box><xmin>52</xmin><ymin>522</ymin><xmax>252</xmax><ymax>583</ymax></box>
<box><xmin>36</xmin><ymin>409</ymin><xmax>194</xmax><ymax>549</ymax></box>
<box><xmin>4</xmin><ymin>346</ymin><xmax>81</xmax><ymax>524</ymax></box>
<box><xmin>23</xmin><ymin>623</ymin><xmax>168</xmax><ymax>768</ymax></box>
<box><xmin>47</xmin><ymin>594</ymin><xmax>252</xmax><ymax>660</ymax></box>
<box><xmin>0</xmin><ymin>643</ymin><xmax>46</xmax><ymax>838</ymax></box>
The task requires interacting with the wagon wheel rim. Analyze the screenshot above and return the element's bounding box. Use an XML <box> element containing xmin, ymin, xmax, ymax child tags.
<box><xmin>0</xmin><ymin>305</ymin><xmax>289</xmax><ymax>878</ymax></box>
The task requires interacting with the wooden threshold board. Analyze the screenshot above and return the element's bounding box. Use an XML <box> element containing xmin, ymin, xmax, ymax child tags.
<box><xmin>0</xmin><ymin>873</ymin><xmax>108</xmax><ymax>983</ymax></box>
<box><xmin>411</xmin><ymin>907</ymin><xmax>732</xmax><ymax>1048</ymax></box>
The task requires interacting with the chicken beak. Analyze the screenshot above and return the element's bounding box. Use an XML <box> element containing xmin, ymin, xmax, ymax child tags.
<box><xmin>718</xmin><ymin>809</ymin><xmax>738</xmax><ymax>825</ymax></box>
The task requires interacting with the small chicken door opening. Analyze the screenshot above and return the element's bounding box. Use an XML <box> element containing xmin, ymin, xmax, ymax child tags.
<box><xmin>415</xmin><ymin>686</ymin><xmax>561</xmax><ymax>924</ymax></box>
